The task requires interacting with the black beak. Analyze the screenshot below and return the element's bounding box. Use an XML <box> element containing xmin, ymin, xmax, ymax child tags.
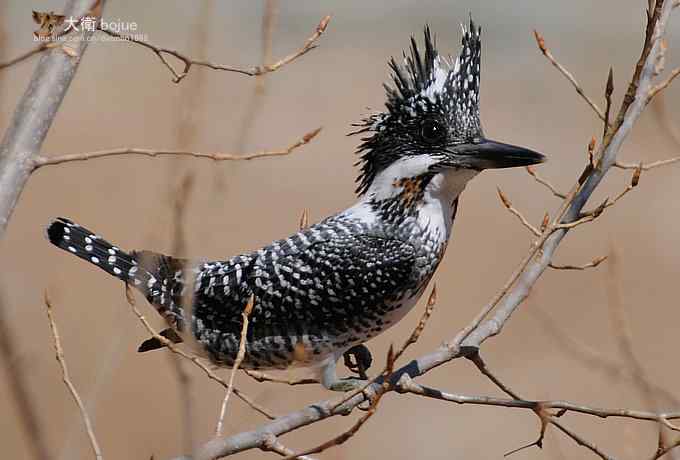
<box><xmin>448</xmin><ymin>138</ymin><xmax>546</xmax><ymax>170</ymax></box>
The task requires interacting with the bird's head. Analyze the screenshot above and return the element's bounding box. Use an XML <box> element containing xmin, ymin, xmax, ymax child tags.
<box><xmin>352</xmin><ymin>18</ymin><xmax>545</xmax><ymax>199</ymax></box>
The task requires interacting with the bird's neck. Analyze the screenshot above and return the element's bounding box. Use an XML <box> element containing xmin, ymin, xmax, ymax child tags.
<box><xmin>347</xmin><ymin>168</ymin><xmax>478</xmax><ymax>244</ymax></box>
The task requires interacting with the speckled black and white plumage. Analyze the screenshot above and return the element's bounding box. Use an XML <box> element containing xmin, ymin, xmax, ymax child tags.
<box><xmin>46</xmin><ymin>18</ymin><xmax>545</xmax><ymax>390</ymax></box>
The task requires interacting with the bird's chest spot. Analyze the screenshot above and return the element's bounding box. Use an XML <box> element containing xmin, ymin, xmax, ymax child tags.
<box><xmin>392</xmin><ymin>176</ymin><xmax>428</xmax><ymax>210</ymax></box>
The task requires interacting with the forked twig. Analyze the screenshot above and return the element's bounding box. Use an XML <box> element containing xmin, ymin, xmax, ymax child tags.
<box><xmin>97</xmin><ymin>16</ymin><xmax>331</xmax><ymax>83</ymax></box>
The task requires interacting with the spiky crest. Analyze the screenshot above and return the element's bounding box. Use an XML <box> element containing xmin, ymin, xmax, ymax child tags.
<box><xmin>352</xmin><ymin>18</ymin><xmax>482</xmax><ymax>196</ymax></box>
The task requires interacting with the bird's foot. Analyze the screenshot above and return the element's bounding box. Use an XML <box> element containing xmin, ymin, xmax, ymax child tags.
<box><xmin>327</xmin><ymin>377</ymin><xmax>369</xmax><ymax>392</ymax></box>
<box><xmin>343</xmin><ymin>344</ymin><xmax>373</xmax><ymax>380</ymax></box>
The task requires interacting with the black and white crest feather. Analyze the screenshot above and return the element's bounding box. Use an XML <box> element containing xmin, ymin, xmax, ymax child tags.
<box><xmin>353</xmin><ymin>18</ymin><xmax>483</xmax><ymax>195</ymax></box>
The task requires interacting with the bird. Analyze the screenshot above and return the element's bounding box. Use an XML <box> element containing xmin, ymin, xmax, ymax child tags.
<box><xmin>45</xmin><ymin>18</ymin><xmax>545</xmax><ymax>391</ymax></box>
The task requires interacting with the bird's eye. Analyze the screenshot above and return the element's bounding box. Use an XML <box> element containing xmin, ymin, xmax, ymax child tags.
<box><xmin>420</xmin><ymin>119</ymin><xmax>446</xmax><ymax>144</ymax></box>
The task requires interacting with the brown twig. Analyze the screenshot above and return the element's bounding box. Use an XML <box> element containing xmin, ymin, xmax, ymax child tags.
<box><xmin>44</xmin><ymin>292</ymin><xmax>103</xmax><ymax>460</ymax></box>
<box><xmin>396</xmin><ymin>377</ymin><xmax>680</xmax><ymax>428</ymax></box>
<box><xmin>497</xmin><ymin>188</ymin><xmax>541</xmax><ymax>236</ymax></box>
<box><xmin>215</xmin><ymin>295</ymin><xmax>255</xmax><ymax>437</ymax></box>
<box><xmin>549</xmin><ymin>255</ymin><xmax>607</xmax><ymax>270</ymax></box>
<box><xmin>98</xmin><ymin>15</ymin><xmax>330</xmax><ymax>83</ymax></box>
<box><xmin>526</xmin><ymin>166</ymin><xmax>566</xmax><ymax>199</ymax></box>
<box><xmin>0</xmin><ymin>43</ymin><xmax>58</xmax><ymax>70</ymax></box>
<box><xmin>615</xmin><ymin>157</ymin><xmax>680</xmax><ymax>170</ymax></box>
<box><xmin>533</xmin><ymin>30</ymin><xmax>609</xmax><ymax>124</ymax></box>
<box><xmin>648</xmin><ymin>67</ymin><xmax>680</xmax><ymax>100</ymax></box>
<box><xmin>243</xmin><ymin>370</ymin><xmax>318</xmax><ymax>386</ymax></box>
<box><xmin>124</xmin><ymin>286</ymin><xmax>276</xmax><ymax>420</ymax></box>
<box><xmin>261</xmin><ymin>435</ymin><xmax>317</xmax><ymax>460</ymax></box>
<box><xmin>469</xmin><ymin>353</ymin><xmax>618</xmax><ymax>460</ymax></box>
<box><xmin>33</xmin><ymin>128</ymin><xmax>322</xmax><ymax>168</ymax></box>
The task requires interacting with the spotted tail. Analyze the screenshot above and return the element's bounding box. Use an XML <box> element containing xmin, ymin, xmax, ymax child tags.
<box><xmin>46</xmin><ymin>217</ymin><xmax>145</xmax><ymax>286</ymax></box>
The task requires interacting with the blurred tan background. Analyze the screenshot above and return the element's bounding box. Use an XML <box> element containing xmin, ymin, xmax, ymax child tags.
<box><xmin>1</xmin><ymin>1</ymin><xmax>679</xmax><ymax>459</ymax></box>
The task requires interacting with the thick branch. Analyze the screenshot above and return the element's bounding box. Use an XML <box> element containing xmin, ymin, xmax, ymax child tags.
<box><xmin>0</xmin><ymin>0</ymin><xmax>104</xmax><ymax>239</ymax></box>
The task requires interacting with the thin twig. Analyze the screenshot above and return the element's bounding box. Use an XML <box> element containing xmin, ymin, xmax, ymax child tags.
<box><xmin>33</xmin><ymin>128</ymin><xmax>322</xmax><ymax>168</ymax></box>
<box><xmin>469</xmin><ymin>353</ymin><xmax>618</xmax><ymax>460</ymax></box>
<box><xmin>497</xmin><ymin>188</ymin><xmax>541</xmax><ymax>236</ymax></box>
<box><xmin>0</xmin><ymin>43</ymin><xmax>57</xmax><ymax>70</ymax></box>
<box><xmin>98</xmin><ymin>15</ymin><xmax>330</xmax><ymax>83</ymax></box>
<box><xmin>44</xmin><ymin>292</ymin><xmax>103</xmax><ymax>460</ymax></box>
<box><xmin>124</xmin><ymin>286</ymin><xmax>276</xmax><ymax>420</ymax></box>
<box><xmin>215</xmin><ymin>295</ymin><xmax>255</xmax><ymax>437</ymax></box>
<box><xmin>616</xmin><ymin>157</ymin><xmax>680</xmax><ymax>170</ymax></box>
<box><xmin>533</xmin><ymin>30</ymin><xmax>608</xmax><ymax>124</ymax></box>
<box><xmin>396</xmin><ymin>377</ymin><xmax>680</xmax><ymax>426</ymax></box>
<box><xmin>261</xmin><ymin>435</ymin><xmax>317</xmax><ymax>460</ymax></box>
<box><xmin>648</xmin><ymin>67</ymin><xmax>680</xmax><ymax>100</ymax></box>
<box><xmin>243</xmin><ymin>370</ymin><xmax>318</xmax><ymax>386</ymax></box>
<box><xmin>526</xmin><ymin>166</ymin><xmax>566</xmax><ymax>198</ymax></box>
<box><xmin>549</xmin><ymin>255</ymin><xmax>607</xmax><ymax>270</ymax></box>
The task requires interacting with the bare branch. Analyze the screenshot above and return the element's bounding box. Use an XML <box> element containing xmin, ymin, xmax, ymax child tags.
<box><xmin>261</xmin><ymin>435</ymin><xmax>317</xmax><ymax>460</ymax></box>
<box><xmin>497</xmin><ymin>188</ymin><xmax>541</xmax><ymax>236</ymax></box>
<box><xmin>283</xmin><ymin>348</ymin><xmax>394</xmax><ymax>460</ymax></box>
<box><xmin>616</xmin><ymin>157</ymin><xmax>680</xmax><ymax>170</ymax></box>
<box><xmin>533</xmin><ymin>30</ymin><xmax>608</xmax><ymax>124</ymax></box>
<box><xmin>215</xmin><ymin>295</ymin><xmax>255</xmax><ymax>437</ymax></box>
<box><xmin>396</xmin><ymin>377</ymin><xmax>680</xmax><ymax>427</ymax></box>
<box><xmin>243</xmin><ymin>370</ymin><xmax>318</xmax><ymax>386</ymax></box>
<box><xmin>0</xmin><ymin>0</ymin><xmax>103</xmax><ymax>238</ymax></box>
<box><xmin>98</xmin><ymin>16</ymin><xmax>331</xmax><ymax>83</ymax></box>
<box><xmin>549</xmin><ymin>255</ymin><xmax>607</xmax><ymax>270</ymax></box>
<box><xmin>33</xmin><ymin>128</ymin><xmax>322</xmax><ymax>169</ymax></box>
<box><xmin>648</xmin><ymin>67</ymin><xmax>680</xmax><ymax>100</ymax></box>
<box><xmin>469</xmin><ymin>353</ymin><xmax>618</xmax><ymax>460</ymax></box>
<box><xmin>0</xmin><ymin>43</ymin><xmax>58</xmax><ymax>70</ymax></box>
<box><xmin>526</xmin><ymin>166</ymin><xmax>566</xmax><ymax>198</ymax></box>
<box><xmin>44</xmin><ymin>292</ymin><xmax>102</xmax><ymax>460</ymax></box>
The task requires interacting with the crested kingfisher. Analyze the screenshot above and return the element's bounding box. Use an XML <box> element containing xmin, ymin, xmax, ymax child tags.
<box><xmin>46</xmin><ymin>18</ymin><xmax>545</xmax><ymax>391</ymax></box>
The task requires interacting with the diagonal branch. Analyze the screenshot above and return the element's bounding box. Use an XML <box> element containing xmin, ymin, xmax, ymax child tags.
<box><xmin>215</xmin><ymin>295</ymin><xmax>254</xmax><ymax>437</ymax></box>
<box><xmin>44</xmin><ymin>293</ymin><xmax>103</xmax><ymax>460</ymax></box>
<box><xmin>533</xmin><ymin>30</ymin><xmax>608</xmax><ymax>124</ymax></box>
<box><xmin>0</xmin><ymin>0</ymin><xmax>104</xmax><ymax>239</ymax></box>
